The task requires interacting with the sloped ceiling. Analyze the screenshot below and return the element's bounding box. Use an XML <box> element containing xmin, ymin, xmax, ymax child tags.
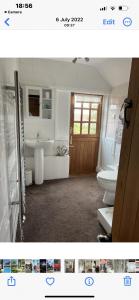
<box><xmin>52</xmin><ymin>58</ymin><xmax>132</xmax><ymax>88</ymax></box>
<box><xmin>19</xmin><ymin>58</ymin><xmax>112</xmax><ymax>94</ymax></box>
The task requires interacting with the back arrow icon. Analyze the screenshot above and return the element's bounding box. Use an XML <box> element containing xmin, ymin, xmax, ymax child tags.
<box><xmin>4</xmin><ymin>18</ymin><xmax>10</xmax><ymax>26</ymax></box>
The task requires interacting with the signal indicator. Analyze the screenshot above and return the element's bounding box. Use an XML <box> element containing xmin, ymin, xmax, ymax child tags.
<box><xmin>100</xmin><ymin>6</ymin><xmax>107</xmax><ymax>11</ymax></box>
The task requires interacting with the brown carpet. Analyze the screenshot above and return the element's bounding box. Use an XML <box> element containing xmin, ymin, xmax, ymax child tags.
<box><xmin>22</xmin><ymin>175</ymin><xmax>105</xmax><ymax>242</ymax></box>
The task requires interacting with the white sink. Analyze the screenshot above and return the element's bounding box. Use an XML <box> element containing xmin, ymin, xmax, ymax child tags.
<box><xmin>25</xmin><ymin>139</ymin><xmax>54</xmax><ymax>185</ymax></box>
<box><xmin>25</xmin><ymin>139</ymin><xmax>54</xmax><ymax>150</ymax></box>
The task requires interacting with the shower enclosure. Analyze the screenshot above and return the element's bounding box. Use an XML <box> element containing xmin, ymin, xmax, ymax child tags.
<box><xmin>0</xmin><ymin>71</ymin><xmax>25</xmax><ymax>242</ymax></box>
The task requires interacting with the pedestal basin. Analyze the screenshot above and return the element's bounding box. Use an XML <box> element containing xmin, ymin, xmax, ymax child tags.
<box><xmin>25</xmin><ymin>139</ymin><xmax>54</xmax><ymax>150</ymax></box>
<box><xmin>25</xmin><ymin>139</ymin><xmax>54</xmax><ymax>185</ymax></box>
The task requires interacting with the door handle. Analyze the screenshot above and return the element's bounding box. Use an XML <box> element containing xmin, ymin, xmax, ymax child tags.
<box><xmin>124</xmin><ymin>98</ymin><xmax>133</xmax><ymax>128</ymax></box>
<box><xmin>70</xmin><ymin>135</ymin><xmax>73</xmax><ymax>145</ymax></box>
<box><xmin>70</xmin><ymin>127</ymin><xmax>73</xmax><ymax>145</ymax></box>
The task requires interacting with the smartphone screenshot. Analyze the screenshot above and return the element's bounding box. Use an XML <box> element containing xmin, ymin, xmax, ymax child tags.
<box><xmin>0</xmin><ymin>1</ymin><xmax>139</xmax><ymax>299</ymax></box>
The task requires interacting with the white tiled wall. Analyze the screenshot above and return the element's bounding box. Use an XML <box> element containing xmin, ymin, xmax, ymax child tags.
<box><xmin>98</xmin><ymin>83</ymin><xmax>128</xmax><ymax>170</ymax></box>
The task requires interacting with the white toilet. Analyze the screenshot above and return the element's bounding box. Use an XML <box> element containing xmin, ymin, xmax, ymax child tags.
<box><xmin>97</xmin><ymin>168</ymin><xmax>118</xmax><ymax>205</ymax></box>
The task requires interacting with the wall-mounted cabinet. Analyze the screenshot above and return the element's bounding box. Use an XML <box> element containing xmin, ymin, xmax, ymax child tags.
<box><xmin>42</xmin><ymin>88</ymin><xmax>52</xmax><ymax>119</ymax></box>
<box><xmin>25</xmin><ymin>86</ymin><xmax>54</xmax><ymax>119</ymax></box>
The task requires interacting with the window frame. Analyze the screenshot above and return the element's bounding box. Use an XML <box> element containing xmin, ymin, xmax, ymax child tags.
<box><xmin>71</xmin><ymin>93</ymin><xmax>103</xmax><ymax>138</ymax></box>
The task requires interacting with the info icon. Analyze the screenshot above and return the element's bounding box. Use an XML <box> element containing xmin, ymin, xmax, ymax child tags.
<box><xmin>85</xmin><ymin>277</ymin><xmax>94</xmax><ymax>286</ymax></box>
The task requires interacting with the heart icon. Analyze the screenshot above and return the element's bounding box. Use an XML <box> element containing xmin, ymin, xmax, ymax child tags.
<box><xmin>46</xmin><ymin>277</ymin><xmax>55</xmax><ymax>286</ymax></box>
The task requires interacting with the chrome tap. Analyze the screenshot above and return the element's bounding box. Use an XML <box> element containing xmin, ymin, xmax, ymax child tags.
<box><xmin>36</xmin><ymin>132</ymin><xmax>40</xmax><ymax>140</ymax></box>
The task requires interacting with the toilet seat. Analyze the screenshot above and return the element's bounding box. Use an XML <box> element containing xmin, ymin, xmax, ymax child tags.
<box><xmin>97</xmin><ymin>170</ymin><xmax>118</xmax><ymax>182</ymax></box>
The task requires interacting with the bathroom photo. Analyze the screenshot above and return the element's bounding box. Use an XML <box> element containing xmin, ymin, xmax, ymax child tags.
<box><xmin>0</xmin><ymin>58</ymin><xmax>139</xmax><ymax>242</ymax></box>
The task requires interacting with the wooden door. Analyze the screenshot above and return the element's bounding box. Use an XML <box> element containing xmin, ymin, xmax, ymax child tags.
<box><xmin>112</xmin><ymin>58</ymin><xmax>139</xmax><ymax>242</ymax></box>
<box><xmin>69</xmin><ymin>93</ymin><xmax>102</xmax><ymax>175</ymax></box>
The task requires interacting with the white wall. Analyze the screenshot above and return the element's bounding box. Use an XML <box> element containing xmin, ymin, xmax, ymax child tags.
<box><xmin>0</xmin><ymin>58</ymin><xmax>19</xmax><ymax>85</ymax></box>
<box><xmin>24</xmin><ymin>118</ymin><xmax>54</xmax><ymax>140</ymax></box>
<box><xmin>111</xmin><ymin>82</ymin><xmax>129</xmax><ymax>97</ymax></box>
<box><xmin>94</xmin><ymin>58</ymin><xmax>131</xmax><ymax>88</ymax></box>
<box><xmin>19</xmin><ymin>58</ymin><xmax>111</xmax><ymax>158</ymax></box>
<box><xmin>55</xmin><ymin>90</ymin><xmax>70</xmax><ymax>141</ymax></box>
<box><xmin>0</xmin><ymin>58</ymin><xmax>19</xmax><ymax>242</ymax></box>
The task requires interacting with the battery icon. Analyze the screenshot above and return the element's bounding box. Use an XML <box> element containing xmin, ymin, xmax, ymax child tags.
<box><xmin>119</xmin><ymin>5</ymin><xmax>129</xmax><ymax>11</ymax></box>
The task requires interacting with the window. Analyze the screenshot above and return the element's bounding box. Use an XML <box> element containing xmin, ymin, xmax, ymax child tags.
<box><xmin>72</xmin><ymin>94</ymin><xmax>102</xmax><ymax>136</ymax></box>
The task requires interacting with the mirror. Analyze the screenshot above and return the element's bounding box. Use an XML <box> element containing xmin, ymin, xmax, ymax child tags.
<box><xmin>28</xmin><ymin>88</ymin><xmax>40</xmax><ymax>117</ymax></box>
